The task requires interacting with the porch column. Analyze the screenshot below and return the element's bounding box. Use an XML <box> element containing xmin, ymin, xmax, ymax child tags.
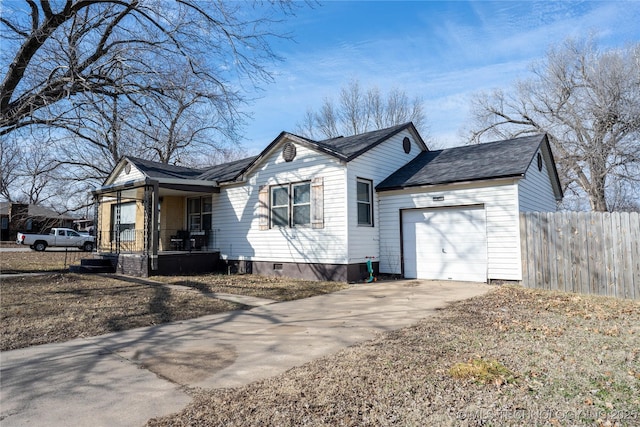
<box><xmin>145</xmin><ymin>182</ymin><xmax>160</xmax><ymax>271</ymax></box>
<box><xmin>93</xmin><ymin>194</ymin><xmax>100</xmax><ymax>251</ymax></box>
<box><xmin>115</xmin><ymin>190</ymin><xmax>122</xmax><ymax>253</ymax></box>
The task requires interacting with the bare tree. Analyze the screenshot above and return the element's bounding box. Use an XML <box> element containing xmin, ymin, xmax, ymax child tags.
<box><xmin>0</xmin><ymin>0</ymin><xmax>298</xmax><ymax>207</ymax></box>
<box><xmin>338</xmin><ymin>79</ymin><xmax>369</xmax><ymax>135</ymax></box>
<box><xmin>53</xmin><ymin>91</ymin><xmax>145</xmax><ymax>181</ymax></box>
<box><xmin>131</xmin><ymin>66</ymin><xmax>244</xmax><ymax>164</ymax></box>
<box><xmin>0</xmin><ymin>132</ymin><xmax>66</xmax><ymax>204</ymax></box>
<box><xmin>20</xmin><ymin>145</ymin><xmax>53</xmax><ymax>204</ymax></box>
<box><xmin>1</xmin><ymin>1</ymin><xmax>292</xmax><ymax>134</ymax></box>
<box><xmin>297</xmin><ymin>79</ymin><xmax>428</xmax><ymax>139</ymax></box>
<box><xmin>0</xmin><ymin>136</ymin><xmax>23</xmax><ymax>202</ymax></box>
<box><xmin>466</xmin><ymin>38</ymin><xmax>640</xmax><ymax>212</ymax></box>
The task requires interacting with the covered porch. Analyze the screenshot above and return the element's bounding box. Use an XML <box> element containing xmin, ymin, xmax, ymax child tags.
<box><xmin>92</xmin><ymin>177</ymin><xmax>222</xmax><ymax>277</ymax></box>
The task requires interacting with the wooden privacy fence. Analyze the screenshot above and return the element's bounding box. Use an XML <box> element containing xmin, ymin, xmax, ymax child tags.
<box><xmin>520</xmin><ymin>211</ymin><xmax>640</xmax><ymax>300</ymax></box>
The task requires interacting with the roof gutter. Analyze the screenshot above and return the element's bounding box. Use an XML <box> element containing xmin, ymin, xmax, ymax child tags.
<box><xmin>92</xmin><ymin>177</ymin><xmax>219</xmax><ymax>196</ymax></box>
<box><xmin>376</xmin><ymin>174</ymin><xmax>525</xmax><ymax>192</ymax></box>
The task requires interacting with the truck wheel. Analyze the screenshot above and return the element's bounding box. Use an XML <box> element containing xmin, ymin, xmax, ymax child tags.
<box><xmin>33</xmin><ymin>241</ymin><xmax>47</xmax><ymax>252</ymax></box>
<box><xmin>82</xmin><ymin>241</ymin><xmax>94</xmax><ymax>252</ymax></box>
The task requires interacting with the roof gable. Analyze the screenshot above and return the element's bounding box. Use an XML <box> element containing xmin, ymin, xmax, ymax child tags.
<box><xmin>237</xmin><ymin>122</ymin><xmax>426</xmax><ymax>180</ymax></box>
<box><xmin>377</xmin><ymin>134</ymin><xmax>553</xmax><ymax>191</ymax></box>
<box><xmin>125</xmin><ymin>157</ymin><xmax>202</xmax><ymax>180</ymax></box>
<box><xmin>316</xmin><ymin>122</ymin><xmax>423</xmax><ymax>161</ymax></box>
<box><xmin>100</xmin><ymin>123</ymin><xmax>430</xmax><ymax>189</ymax></box>
<box><xmin>103</xmin><ymin>157</ymin><xmax>202</xmax><ymax>186</ymax></box>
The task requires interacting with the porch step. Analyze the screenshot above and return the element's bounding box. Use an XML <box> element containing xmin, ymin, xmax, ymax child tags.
<box><xmin>70</xmin><ymin>258</ymin><xmax>116</xmax><ymax>274</ymax></box>
<box><xmin>78</xmin><ymin>258</ymin><xmax>114</xmax><ymax>267</ymax></box>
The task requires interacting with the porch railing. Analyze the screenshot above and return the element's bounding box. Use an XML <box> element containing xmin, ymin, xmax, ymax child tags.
<box><xmin>97</xmin><ymin>229</ymin><xmax>218</xmax><ymax>253</ymax></box>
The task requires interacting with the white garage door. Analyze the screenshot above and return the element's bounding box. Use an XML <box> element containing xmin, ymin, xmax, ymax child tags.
<box><xmin>402</xmin><ymin>206</ymin><xmax>487</xmax><ymax>282</ymax></box>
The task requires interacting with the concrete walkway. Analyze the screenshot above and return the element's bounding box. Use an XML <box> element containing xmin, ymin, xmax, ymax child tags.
<box><xmin>0</xmin><ymin>279</ymin><xmax>491</xmax><ymax>427</ymax></box>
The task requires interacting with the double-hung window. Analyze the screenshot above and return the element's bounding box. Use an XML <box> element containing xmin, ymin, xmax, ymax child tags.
<box><xmin>292</xmin><ymin>183</ymin><xmax>311</xmax><ymax>226</ymax></box>
<box><xmin>111</xmin><ymin>202</ymin><xmax>136</xmax><ymax>241</ymax></box>
<box><xmin>270</xmin><ymin>182</ymin><xmax>311</xmax><ymax>227</ymax></box>
<box><xmin>187</xmin><ymin>197</ymin><xmax>213</xmax><ymax>231</ymax></box>
<box><xmin>271</xmin><ymin>186</ymin><xmax>289</xmax><ymax>227</ymax></box>
<box><xmin>187</xmin><ymin>198</ymin><xmax>201</xmax><ymax>231</ymax></box>
<box><xmin>357</xmin><ymin>178</ymin><xmax>373</xmax><ymax>226</ymax></box>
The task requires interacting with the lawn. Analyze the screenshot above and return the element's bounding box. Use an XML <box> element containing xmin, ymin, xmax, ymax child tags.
<box><xmin>146</xmin><ymin>286</ymin><xmax>640</xmax><ymax>426</ymax></box>
<box><xmin>0</xmin><ymin>248</ymin><xmax>93</xmax><ymax>273</ymax></box>
<box><xmin>151</xmin><ymin>273</ymin><xmax>347</xmax><ymax>302</ymax></box>
<box><xmin>0</xmin><ymin>273</ymin><xmax>246</xmax><ymax>351</ymax></box>
<box><xmin>0</xmin><ymin>251</ymin><xmax>348</xmax><ymax>351</ymax></box>
<box><xmin>2</xmin><ymin>249</ymin><xmax>639</xmax><ymax>425</ymax></box>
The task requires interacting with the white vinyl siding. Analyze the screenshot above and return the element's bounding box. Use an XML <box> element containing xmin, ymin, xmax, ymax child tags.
<box><xmin>111</xmin><ymin>163</ymin><xmax>144</xmax><ymax>185</ymax></box>
<box><xmin>212</xmin><ymin>142</ymin><xmax>347</xmax><ymax>264</ymax></box>
<box><xmin>518</xmin><ymin>149</ymin><xmax>558</xmax><ymax>212</ymax></box>
<box><xmin>346</xmin><ymin>129</ymin><xmax>425</xmax><ymax>263</ymax></box>
<box><xmin>378</xmin><ymin>180</ymin><xmax>523</xmax><ymax>281</ymax></box>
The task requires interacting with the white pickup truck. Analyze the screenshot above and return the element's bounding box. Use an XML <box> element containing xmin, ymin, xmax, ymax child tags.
<box><xmin>16</xmin><ymin>228</ymin><xmax>95</xmax><ymax>252</ymax></box>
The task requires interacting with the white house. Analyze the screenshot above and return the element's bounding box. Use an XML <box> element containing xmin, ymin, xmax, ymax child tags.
<box><xmin>92</xmin><ymin>123</ymin><xmax>562</xmax><ymax>282</ymax></box>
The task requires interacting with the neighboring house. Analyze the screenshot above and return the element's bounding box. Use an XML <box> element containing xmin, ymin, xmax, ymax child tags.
<box><xmin>93</xmin><ymin>123</ymin><xmax>562</xmax><ymax>282</ymax></box>
<box><xmin>0</xmin><ymin>202</ymin><xmax>77</xmax><ymax>241</ymax></box>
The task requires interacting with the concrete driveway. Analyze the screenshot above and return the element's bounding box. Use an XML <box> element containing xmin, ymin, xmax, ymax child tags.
<box><xmin>0</xmin><ymin>279</ymin><xmax>491</xmax><ymax>426</ymax></box>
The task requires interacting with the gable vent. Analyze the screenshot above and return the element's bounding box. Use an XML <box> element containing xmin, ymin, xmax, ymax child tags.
<box><xmin>282</xmin><ymin>142</ymin><xmax>296</xmax><ymax>162</ymax></box>
<box><xmin>403</xmin><ymin>137</ymin><xmax>411</xmax><ymax>154</ymax></box>
<box><xmin>537</xmin><ymin>152</ymin><xmax>543</xmax><ymax>171</ymax></box>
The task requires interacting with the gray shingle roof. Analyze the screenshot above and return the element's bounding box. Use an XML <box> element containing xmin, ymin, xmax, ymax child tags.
<box><xmin>124</xmin><ymin>156</ymin><xmax>259</xmax><ymax>184</ymax></box>
<box><xmin>122</xmin><ymin>123</ymin><xmax>422</xmax><ymax>186</ymax></box>
<box><xmin>377</xmin><ymin>134</ymin><xmax>547</xmax><ymax>191</ymax></box>
<box><xmin>0</xmin><ymin>202</ymin><xmax>76</xmax><ymax>219</ymax></box>
<box><xmin>197</xmin><ymin>156</ymin><xmax>258</xmax><ymax>182</ymax></box>
<box><xmin>126</xmin><ymin>157</ymin><xmax>203</xmax><ymax>180</ymax></box>
<box><xmin>314</xmin><ymin>123</ymin><xmax>412</xmax><ymax>161</ymax></box>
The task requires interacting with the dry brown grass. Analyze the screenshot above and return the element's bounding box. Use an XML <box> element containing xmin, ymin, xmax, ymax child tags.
<box><xmin>0</xmin><ymin>249</ymin><xmax>92</xmax><ymax>273</ymax></box>
<box><xmin>152</xmin><ymin>274</ymin><xmax>348</xmax><ymax>302</ymax></box>
<box><xmin>0</xmin><ymin>273</ymin><xmax>245</xmax><ymax>351</ymax></box>
<box><xmin>147</xmin><ymin>286</ymin><xmax>640</xmax><ymax>427</ymax></box>
<box><xmin>0</xmin><ymin>250</ymin><xmax>348</xmax><ymax>351</ymax></box>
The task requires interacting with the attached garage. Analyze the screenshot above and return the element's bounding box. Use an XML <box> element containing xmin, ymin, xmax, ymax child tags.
<box><xmin>376</xmin><ymin>134</ymin><xmax>564</xmax><ymax>283</ymax></box>
<box><xmin>402</xmin><ymin>206</ymin><xmax>487</xmax><ymax>282</ymax></box>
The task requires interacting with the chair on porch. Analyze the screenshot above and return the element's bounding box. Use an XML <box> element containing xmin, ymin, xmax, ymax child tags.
<box><xmin>190</xmin><ymin>230</ymin><xmax>207</xmax><ymax>250</ymax></box>
<box><xmin>170</xmin><ymin>230</ymin><xmax>194</xmax><ymax>251</ymax></box>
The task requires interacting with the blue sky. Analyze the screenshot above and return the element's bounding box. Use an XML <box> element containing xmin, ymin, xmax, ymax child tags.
<box><xmin>240</xmin><ymin>0</ymin><xmax>640</xmax><ymax>154</ymax></box>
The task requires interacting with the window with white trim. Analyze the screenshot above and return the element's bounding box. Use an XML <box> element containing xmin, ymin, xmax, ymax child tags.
<box><xmin>357</xmin><ymin>178</ymin><xmax>373</xmax><ymax>226</ymax></box>
<box><xmin>270</xmin><ymin>182</ymin><xmax>311</xmax><ymax>228</ymax></box>
<box><xmin>111</xmin><ymin>202</ymin><xmax>136</xmax><ymax>241</ymax></box>
<box><xmin>187</xmin><ymin>197</ymin><xmax>213</xmax><ymax>232</ymax></box>
<box><xmin>292</xmin><ymin>182</ymin><xmax>310</xmax><ymax>226</ymax></box>
<box><xmin>271</xmin><ymin>185</ymin><xmax>289</xmax><ymax>227</ymax></box>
